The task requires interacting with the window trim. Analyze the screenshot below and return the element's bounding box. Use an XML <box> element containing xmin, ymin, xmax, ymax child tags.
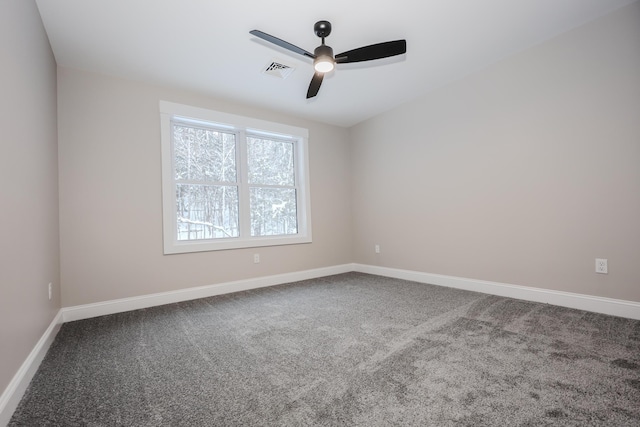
<box><xmin>160</xmin><ymin>101</ymin><xmax>312</xmax><ymax>254</ymax></box>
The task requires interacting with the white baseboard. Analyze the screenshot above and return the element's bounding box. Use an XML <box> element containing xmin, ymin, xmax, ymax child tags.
<box><xmin>62</xmin><ymin>264</ymin><xmax>354</xmax><ymax>323</ymax></box>
<box><xmin>0</xmin><ymin>310</ymin><xmax>63</xmax><ymax>427</ymax></box>
<box><xmin>354</xmin><ymin>264</ymin><xmax>640</xmax><ymax>320</ymax></box>
<box><xmin>61</xmin><ymin>262</ymin><xmax>640</xmax><ymax>323</ymax></box>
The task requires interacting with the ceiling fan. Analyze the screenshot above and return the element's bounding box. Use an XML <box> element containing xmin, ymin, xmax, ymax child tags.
<box><xmin>250</xmin><ymin>21</ymin><xmax>407</xmax><ymax>99</ymax></box>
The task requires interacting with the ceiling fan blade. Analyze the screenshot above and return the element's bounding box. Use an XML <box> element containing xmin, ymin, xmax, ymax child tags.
<box><xmin>306</xmin><ymin>72</ymin><xmax>324</xmax><ymax>99</ymax></box>
<box><xmin>249</xmin><ymin>30</ymin><xmax>315</xmax><ymax>59</ymax></box>
<box><xmin>335</xmin><ymin>40</ymin><xmax>406</xmax><ymax>64</ymax></box>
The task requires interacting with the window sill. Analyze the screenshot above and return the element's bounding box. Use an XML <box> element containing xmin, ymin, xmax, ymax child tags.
<box><xmin>163</xmin><ymin>234</ymin><xmax>312</xmax><ymax>255</ymax></box>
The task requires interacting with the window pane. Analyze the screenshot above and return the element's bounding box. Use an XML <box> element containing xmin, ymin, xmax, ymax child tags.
<box><xmin>174</xmin><ymin>125</ymin><xmax>236</xmax><ymax>182</ymax></box>
<box><xmin>176</xmin><ymin>184</ymin><xmax>239</xmax><ymax>240</ymax></box>
<box><xmin>247</xmin><ymin>137</ymin><xmax>294</xmax><ymax>186</ymax></box>
<box><xmin>250</xmin><ymin>188</ymin><xmax>297</xmax><ymax>236</ymax></box>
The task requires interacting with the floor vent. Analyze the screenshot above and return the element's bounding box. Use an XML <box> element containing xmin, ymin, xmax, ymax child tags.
<box><xmin>262</xmin><ymin>61</ymin><xmax>295</xmax><ymax>79</ymax></box>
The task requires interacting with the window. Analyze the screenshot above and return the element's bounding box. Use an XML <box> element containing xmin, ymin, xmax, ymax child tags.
<box><xmin>160</xmin><ymin>101</ymin><xmax>311</xmax><ymax>254</ymax></box>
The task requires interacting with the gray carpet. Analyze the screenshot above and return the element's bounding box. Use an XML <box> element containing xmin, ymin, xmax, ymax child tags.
<box><xmin>9</xmin><ymin>273</ymin><xmax>640</xmax><ymax>426</ymax></box>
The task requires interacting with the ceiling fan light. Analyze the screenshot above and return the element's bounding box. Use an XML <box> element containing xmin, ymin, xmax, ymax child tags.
<box><xmin>314</xmin><ymin>56</ymin><xmax>335</xmax><ymax>73</ymax></box>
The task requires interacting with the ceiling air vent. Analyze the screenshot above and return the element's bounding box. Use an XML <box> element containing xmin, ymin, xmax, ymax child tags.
<box><xmin>262</xmin><ymin>61</ymin><xmax>295</xmax><ymax>79</ymax></box>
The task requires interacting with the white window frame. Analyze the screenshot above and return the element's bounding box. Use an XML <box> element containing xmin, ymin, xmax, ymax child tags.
<box><xmin>160</xmin><ymin>101</ymin><xmax>312</xmax><ymax>254</ymax></box>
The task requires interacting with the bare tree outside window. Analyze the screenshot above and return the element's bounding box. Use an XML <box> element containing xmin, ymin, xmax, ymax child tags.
<box><xmin>172</xmin><ymin>124</ymin><xmax>299</xmax><ymax>241</ymax></box>
<box><xmin>173</xmin><ymin>125</ymin><xmax>239</xmax><ymax>240</ymax></box>
<box><xmin>247</xmin><ymin>136</ymin><xmax>297</xmax><ymax>237</ymax></box>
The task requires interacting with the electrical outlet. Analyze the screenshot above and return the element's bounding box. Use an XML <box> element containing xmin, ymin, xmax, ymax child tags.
<box><xmin>253</xmin><ymin>253</ymin><xmax>260</xmax><ymax>264</ymax></box>
<box><xmin>375</xmin><ymin>244</ymin><xmax>380</xmax><ymax>254</ymax></box>
<box><xmin>595</xmin><ymin>258</ymin><xmax>608</xmax><ymax>274</ymax></box>
<box><xmin>48</xmin><ymin>283</ymin><xmax>52</xmax><ymax>300</ymax></box>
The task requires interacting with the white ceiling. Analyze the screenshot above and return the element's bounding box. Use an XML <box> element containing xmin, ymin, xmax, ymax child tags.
<box><xmin>36</xmin><ymin>0</ymin><xmax>636</xmax><ymax>128</ymax></box>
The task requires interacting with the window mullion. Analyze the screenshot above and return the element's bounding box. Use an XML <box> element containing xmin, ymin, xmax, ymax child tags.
<box><xmin>294</xmin><ymin>138</ymin><xmax>305</xmax><ymax>234</ymax></box>
<box><xmin>248</xmin><ymin>183</ymin><xmax>296</xmax><ymax>190</ymax></box>
<box><xmin>237</xmin><ymin>129</ymin><xmax>251</xmax><ymax>238</ymax></box>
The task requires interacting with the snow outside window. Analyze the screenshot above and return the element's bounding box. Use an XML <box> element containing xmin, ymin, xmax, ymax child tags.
<box><xmin>160</xmin><ymin>101</ymin><xmax>311</xmax><ymax>254</ymax></box>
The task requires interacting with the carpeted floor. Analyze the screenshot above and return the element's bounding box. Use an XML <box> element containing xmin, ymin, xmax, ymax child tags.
<box><xmin>9</xmin><ymin>273</ymin><xmax>640</xmax><ymax>426</ymax></box>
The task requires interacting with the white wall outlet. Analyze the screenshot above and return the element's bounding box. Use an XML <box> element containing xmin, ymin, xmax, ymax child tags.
<box><xmin>375</xmin><ymin>244</ymin><xmax>380</xmax><ymax>254</ymax></box>
<box><xmin>595</xmin><ymin>258</ymin><xmax>608</xmax><ymax>274</ymax></box>
<box><xmin>48</xmin><ymin>282</ymin><xmax>52</xmax><ymax>300</ymax></box>
<box><xmin>253</xmin><ymin>253</ymin><xmax>260</xmax><ymax>264</ymax></box>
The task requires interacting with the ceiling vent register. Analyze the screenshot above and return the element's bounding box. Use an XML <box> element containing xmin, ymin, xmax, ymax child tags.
<box><xmin>262</xmin><ymin>61</ymin><xmax>295</xmax><ymax>79</ymax></box>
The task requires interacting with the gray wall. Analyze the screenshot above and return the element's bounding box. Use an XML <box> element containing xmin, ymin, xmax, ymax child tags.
<box><xmin>57</xmin><ymin>67</ymin><xmax>353</xmax><ymax>307</ymax></box>
<box><xmin>0</xmin><ymin>0</ymin><xmax>60</xmax><ymax>396</ymax></box>
<box><xmin>350</xmin><ymin>2</ymin><xmax>640</xmax><ymax>302</ymax></box>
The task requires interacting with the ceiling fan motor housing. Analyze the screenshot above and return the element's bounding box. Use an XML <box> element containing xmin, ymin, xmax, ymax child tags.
<box><xmin>314</xmin><ymin>44</ymin><xmax>334</xmax><ymax>59</ymax></box>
